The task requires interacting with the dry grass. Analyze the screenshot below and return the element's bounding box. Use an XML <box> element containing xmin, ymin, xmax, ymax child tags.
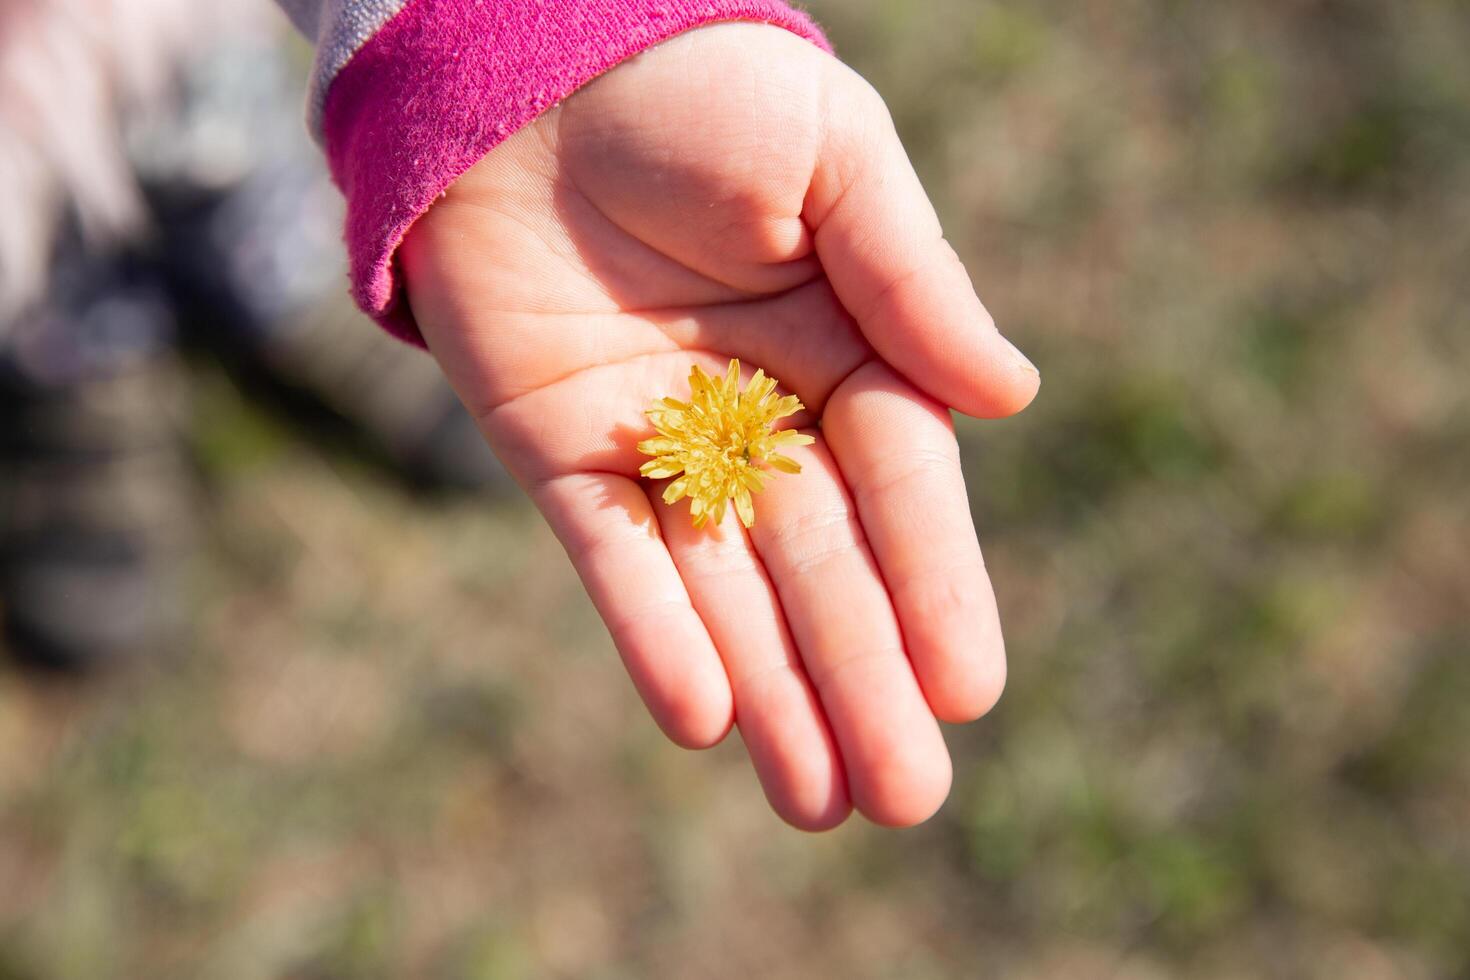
<box><xmin>2</xmin><ymin>1</ymin><xmax>1468</xmax><ymax>977</ymax></box>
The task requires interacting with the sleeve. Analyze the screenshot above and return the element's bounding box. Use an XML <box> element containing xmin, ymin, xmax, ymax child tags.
<box><xmin>275</xmin><ymin>0</ymin><xmax>830</xmax><ymax>346</ymax></box>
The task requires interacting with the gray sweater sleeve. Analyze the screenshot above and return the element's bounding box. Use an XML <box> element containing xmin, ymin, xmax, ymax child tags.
<box><xmin>273</xmin><ymin>0</ymin><xmax>412</xmax><ymax>137</ymax></box>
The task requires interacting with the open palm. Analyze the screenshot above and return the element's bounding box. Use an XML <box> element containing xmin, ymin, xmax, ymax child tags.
<box><xmin>400</xmin><ymin>24</ymin><xmax>1039</xmax><ymax>829</ymax></box>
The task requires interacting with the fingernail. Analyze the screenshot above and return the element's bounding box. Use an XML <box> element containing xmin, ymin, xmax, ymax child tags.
<box><xmin>1002</xmin><ymin>336</ymin><xmax>1040</xmax><ymax>378</ymax></box>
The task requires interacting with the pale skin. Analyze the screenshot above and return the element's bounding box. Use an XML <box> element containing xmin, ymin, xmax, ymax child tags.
<box><xmin>400</xmin><ymin>24</ymin><xmax>1039</xmax><ymax>830</ymax></box>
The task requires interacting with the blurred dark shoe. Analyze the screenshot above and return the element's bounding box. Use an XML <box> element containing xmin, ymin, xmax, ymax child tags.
<box><xmin>255</xmin><ymin>300</ymin><xmax>514</xmax><ymax>493</ymax></box>
<box><xmin>150</xmin><ymin>163</ymin><xmax>514</xmax><ymax>496</ymax></box>
<box><xmin>0</xmin><ymin>357</ymin><xmax>193</xmax><ymax>672</ymax></box>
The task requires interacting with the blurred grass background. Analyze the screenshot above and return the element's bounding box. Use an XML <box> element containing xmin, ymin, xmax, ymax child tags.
<box><xmin>2</xmin><ymin>0</ymin><xmax>1469</xmax><ymax>977</ymax></box>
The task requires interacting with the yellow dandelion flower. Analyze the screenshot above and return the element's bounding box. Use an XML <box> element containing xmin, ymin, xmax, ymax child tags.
<box><xmin>638</xmin><ymin>359</ymin><xmax>815</xmax><ymax>529</ymax></box>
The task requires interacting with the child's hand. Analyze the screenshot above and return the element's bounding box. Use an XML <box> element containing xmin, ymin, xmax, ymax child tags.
<box><xmin>400</xmin><ymin>23</ymin><xmax>1039</xmax><ymax>830</ymax></box>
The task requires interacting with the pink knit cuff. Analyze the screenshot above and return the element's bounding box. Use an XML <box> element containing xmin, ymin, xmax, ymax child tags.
<box><xmin>321</xmin><ymin>0</ymin><xmax>830</xmax><ymax>345</ymax></box>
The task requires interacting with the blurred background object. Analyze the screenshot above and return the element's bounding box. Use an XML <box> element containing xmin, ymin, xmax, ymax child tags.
<box><xmin>0</xmin><ymin>1</ymin><xmax>508</xmax><ymax>669</ymax></box>
<box><xmin>1</xmin><ymin>0</ymin><xmax>1467</xmax><ymax>977</ymax></box>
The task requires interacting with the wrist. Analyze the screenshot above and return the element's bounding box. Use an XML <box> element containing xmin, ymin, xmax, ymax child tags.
<box><xmin>318</xmin><ymin>0</ymin><xmax>829</xmax><ymax>344</ymax></box>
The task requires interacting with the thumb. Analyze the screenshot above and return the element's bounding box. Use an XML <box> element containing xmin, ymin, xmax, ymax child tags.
<box><xmin>804</xmin><ymin>66</ymin><xmax>1039</xmax><ymax>419</ymax></box>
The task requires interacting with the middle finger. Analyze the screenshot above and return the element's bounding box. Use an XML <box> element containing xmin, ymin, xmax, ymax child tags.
<box><xmin>746</xmin><ymin>437</ymin><xmax>952</xmax><ymax>827</ymax></box>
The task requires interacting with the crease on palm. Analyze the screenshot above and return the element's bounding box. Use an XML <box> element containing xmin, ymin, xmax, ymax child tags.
<box><xmin>461</xmin><ymin>166</ymin><xmax>876</xmax><ymax>488</ymax></box>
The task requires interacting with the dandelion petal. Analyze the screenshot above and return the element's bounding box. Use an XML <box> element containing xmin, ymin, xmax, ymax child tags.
<box><xmin>636</xmin><ymin>359</ymin><xmax>810</xmax><ymax>530</ymax></box>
